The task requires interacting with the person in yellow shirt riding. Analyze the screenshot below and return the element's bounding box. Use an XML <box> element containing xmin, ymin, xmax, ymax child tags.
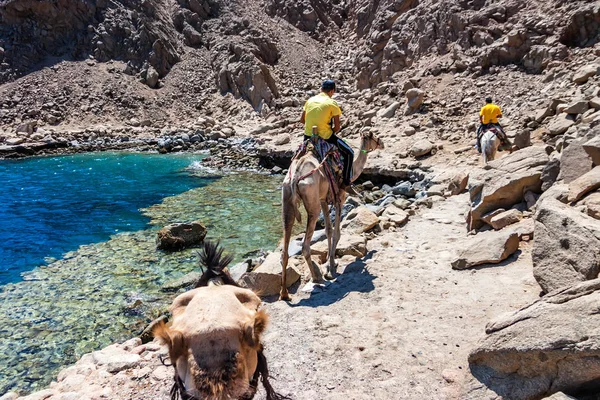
<box><xmin>477</xmin><ymin>97</ymin><xmax>508</xmax><ymax>153</ymax></box>
<box><xmin>300</xmin><ymin>80</ymin><xmax>354</xmax><ymax>187</ymax></box>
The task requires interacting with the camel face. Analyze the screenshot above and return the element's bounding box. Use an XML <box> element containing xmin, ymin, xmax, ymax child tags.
<box><xmin>361</xmin><ymin>131</ymin><xmax>385</xmax><ymax>152</ymax></box>
<box><xmin>155</xmin><ymin>285</ymin><xmax>268</xmax><ymax>400</ymax></box>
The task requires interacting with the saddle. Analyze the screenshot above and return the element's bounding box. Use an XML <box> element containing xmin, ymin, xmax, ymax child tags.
<box><xmin>479</xmin><ymin>125</ymin><xmax>512</xmax><ymax>151</ymax></box>
<box><xmin>293</xmin><ymin>135</ymin><xmax>344</xmax><ymax>204</ymax></box>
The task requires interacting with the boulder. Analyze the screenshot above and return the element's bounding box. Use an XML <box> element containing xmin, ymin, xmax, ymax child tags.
<box><xmin>448</xmin><ymin>172</ymin><xmax>469</xmax><ymax>196</ymax></box>
<box><xmin>578</xmin><ymin>191</ymin><xmax>600</xmax><ymax>220</ymax></box>
<box><xmin>489</xmin><ymin>209</ymin><xmax>523</xmax><ymax>230</ymax></box>
<box><xmin>590</xmin><ymin>97</ymin><xmax>600</xmax><ymax>111</ymax></box>
<box><xmin>341</xmin><ymin>206</ymin><xmax>379</xmax><ymax>234</ymax></box>
<box><xmin>468</xmin><ymin>279</ymin><xmax>600</xmax><ymax>400</ymax></box>
<box><xmin>145</xmin><ymin>66</ymin><xmax>159</xmax><ymax>88</ymax></box>
<box><xmin>85</xmin><ymin>344</ymin><xmax>141</xmax><ymax>373</ymax></box>
<box><xmin>160</xmin><ymin>271</ymin><xmax>202</xmax><ymax>292</ymax></box>
<box><xmin>541</xmin><ymin>152</ymin><xmax>561</xmax><ymax>191</ymax></box>
<box><xmin>583</xmin><ymin>135</ymin><xmax>600</xmax><ymax>166</ymax></box>
<box><xmin>562</xmin><ymin>99</ymin><xmax>589</xmax><ymax>115</ymax></box>
<box><xmin>377</xmin><ymin>101</ymin><xmax>401</xmax><ymax>118</ymax></box>
<box><xmin>572</xmin><ymin>64</ymin><xmax>599</xmax><ymax>84</ymax></box>
<box><xmin>239</xmin><ymin>252</ymin><xmax>300</xmax><ymax>296</ymax></box>
<box><xmin>510</xmin><ymin>129</ymin><xmax>531</xmax><ymax>149</ymax></box>
<box><xmin>334</xmin><ymin>234</ymin><xmax>368</xmax><ymax>258</ymax></box>
<box><xmin>567</xmin><ymin>167</ymin><xmax>600</xmax><ymax>203</ymax></box>
<box><xmin>547</xmin><ymin>113</ymin><xmax>575</xmax><ymax>136</ymax></box>
<box><xmin>558</xmin><ymin>139</ymin><xmax>593</xmax><ymax>183</ymax></box>
<box><xmin>467</xmin><ymin>146</ymin><xmax>548</xmax><ymax>230</ymax></box>
<box><xmin>405</xmin><ymin>88</ymin><xmax>425</xmax><ymax>111</ymax></box>
<box><xmin>451</xmin><ymin>231</ymin><xmax>520</xmax><ymax>270</ymax></box>
<box><xmin>156</xmin><ymin>221</ymin><xmax>207</xmax><ymax>251</ymax></box>
<box><xmin>382</xmin><ymin>205</ymin><xmax>409</xmax><ymax>225</ymax></box>
<box><xmin>533</xmin><ymin>198</ymin><xmax>600</xmax><ymax>293</ymax></box>
<box><xmin>410</xmin><ymin>139</ymin><xmax>434</xmax><ymax>157</ymax></box>
<box><xmin>504</xmin><ymin>218</ymin><xmax>535</xmax><ymax>240</ymax></box>
<box><xmin>15</xmin><ymin>121</ymin><xmax>36</xmax><ymax>135</ymax></box>
<box><xmin>542</xmin><ymin>393</ymin><xmax>577</xmax><ymax>400</ymax></box>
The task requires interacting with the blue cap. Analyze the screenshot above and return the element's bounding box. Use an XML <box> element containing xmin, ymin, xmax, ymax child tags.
<box><xmin>321</xmin><ymin>80</ymin><xmax>336</xmax><ymax>91</ymax></box>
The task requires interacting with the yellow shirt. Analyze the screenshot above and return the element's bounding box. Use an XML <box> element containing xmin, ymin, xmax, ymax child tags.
<box><xmin>480</xmin><ymin>103</ymin><xmax>502</xmax><ymax>124</ymax></box>
<box><xmin>303</xmin><ymin>92</ymin><xmax>342</xmax><ymax>140</ymax></box>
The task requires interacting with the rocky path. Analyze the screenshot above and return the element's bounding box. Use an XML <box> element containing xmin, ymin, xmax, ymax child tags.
<box><xmin>261</xmin><ymin>193</ymin><xmax>539</xmax><ymax>399</ymax></box>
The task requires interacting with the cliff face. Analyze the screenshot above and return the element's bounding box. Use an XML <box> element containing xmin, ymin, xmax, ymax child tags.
<box><xmin>0</xmin><ymin>0</ymin><xmax>598</xmax><ymax>127</ymax></box>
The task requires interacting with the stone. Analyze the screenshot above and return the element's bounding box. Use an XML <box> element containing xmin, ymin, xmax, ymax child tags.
<box><xmin>334</xmin><ymin>234</ymin><xmax>368</xmax><ymax>258</ymax></box>
<box><xmin>448</xmin><ymin>172</ymin><xmax>469</xmax><ymax>196</ymax></box>
<box><xmin>16</xmin><ymin>120</ymin><xmax>36</xmax><ymax>135</ymax></box>
<box><xmin>156</xmin><ymin>221</ymin><xmax>207</xmax><ymax>251</ymax></box>
<box><xmin>510</xmin><ymin>129</ymin><xmax>531</xmax><ymax>149</ymax></box>
<box><xmin>541</xmin><ymin>152</ymin><xmax>560</xmax><ymax>191</ymax></box>
<box><xmin>572</xmin><ymin>64</ymin><xmax>599</xmax><ymax>84</ymax></box>
<box><xmin>562</xmin><ymin>99</ymin><xmax>589</xmax><ymax>115</ymax></box>
<box><xmin>274</xmin><ymin>134</ymin><xmax>291</xmax><ymax>145</ymax></box>
<box><xmin>406</xmin><ymin>88</ymin><xmax>425</xmax><ymax>110</ymax></box>
<box><xmin>590</xmin><ymin>97</ymin><xmax>600</xmax><ymax>111</ymax></box>
<box><xmin>583</xmin><ymin>135</ymin><xmax>600</xmax><ymax>166</ymax></box>
<box><xmin>481</xmin><ymin>209</ymin><xmax>506</xmax><ymax>225</ymax></box>
<box><xmin>89</xmin><ymin>344</ymin><xmax>141</xmax><ymax>373</ymax></box>
<box><xmin>489</xmin><ymin>209</ymin><xmax>523</xmax><ymax>230</ymax></box>
<box><xmin>547</xmin><ymin>113</ymin><xmax>575</xmax><ymax>136</ymax></box>
<box><xmin>341</xmin><ymin>206</ymin><xmax>379</xmax><ymax>234</ymax></box>
<box><xmin>504</xmin><ymin>218</ymin><xmax>535</xmax><ymax>240</ymax></box>
<box><xmin>542</xmin><ymin>393</ymin><xmax>577</xmax><ymax>400</ymax></box>
<box><xmin>467</xmin><ymin>146</ymin><xmax>548</xmax><ymax>230</ymax></box>
<box><xmin>404</xmin><ymin>126</ymin><xmax>416</xmax><ymax>136</ymax></box>
<box><xmin>558</xmin><ymin>139</ymin><xmax>593</xmax><ymax>183</ymax></box>
<box><xmin>535</xmin><ymin>107</ymin><xmax>553</xmax><ymax>123</ymax></box>
<box><xmin>0</xmin><ymin>393</ymin><xmax>19</xmax><ymax>400</ymax></box>
<box><xmin>451</xmin><ymin>231</ymin><xmax>519</xmax><ymax>270</ymax></box>
<box><xmin>468</xmin><ymin>279</ymin><xmax>600</xmax><ymax>400</ymax></box>
<box><xmin>410</xmin><ymin>139</ymin><xmax>434</xmax><ymax>157</ymax></box>
<box><xmin>161</xmin><ymin>271</ymin><xmax>201</xmax><ymax>291</ymax></box>
<box><xmin>239</xmin><ymin>251</ymin><xmax>300</xmax><ymax>296</ymax></box>
<box><xmin>578</xmin><ymin>191</ymin><xmax>600</xmax><ymax>220</ymax></box>
<box><xmin>18</xmin><ymin>389</ymin><xmax>56</xmax><ymax>400</ymax></box>
<box><xmin>533</xmin><ymin>197</ymin><xmax>600</xmax><ymax>293</ymax></box>
<box><xmin>382</xmin><ymin>205</ymin><xmax>409</xmax><ymax>225</ymax></box>
<box><xmin>5</xmin><ymin>137</ymin><xmax>24</xmax><ymax>145</ymax></box>
<box><xmin>377</xmin><ymin>101</ymin><xmax>401</xmax><ymax>118</ymax></box>
<box><xmin>393</xmin><ymin>198</ymin><xmax>411</xmax><ymax>209</ymax></box>
<box><xmin>567</xmin><ymin>167</ymin><xmax>600</xmax><ymax>203</ymax></box>
<box><xmin>145</xmin><ymin>66</ymin><xmax>159</xmax><ymax>88</ymax></box>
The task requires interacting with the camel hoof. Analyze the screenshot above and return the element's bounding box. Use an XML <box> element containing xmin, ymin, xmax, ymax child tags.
<box><xmin>279</xmin><ymin>294</ymin><xmax>291</xmax><ymax>302</ymax></box>
<box><xmin>324</xmin><ymin>272</ymin><xmax>337</xmax><ymax>280</ymax></box>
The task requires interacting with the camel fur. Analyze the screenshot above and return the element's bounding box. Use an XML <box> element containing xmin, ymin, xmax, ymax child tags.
<box><xmin>153</xmin><ymin>241</ymin><xmax>287</xmax><ymax>400</ymax></box>
<box><xmin>279</xmin><ymin>131</ymin><xmax>384</xmax><ymax>301</ymax></box>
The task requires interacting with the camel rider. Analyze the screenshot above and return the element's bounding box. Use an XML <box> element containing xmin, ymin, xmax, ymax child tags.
<box><xmin>300</xmin><ymin>79</ymin><xmax>354</xmax><ymax>188</ymax></box>
<box><xmin>477</xmin><ymin>97</ymin><xmax>508</xmax><ymax>153</ymax></box>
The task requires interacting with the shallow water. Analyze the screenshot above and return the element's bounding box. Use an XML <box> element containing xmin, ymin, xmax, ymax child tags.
<box><xmin>0</xmin><ymin>153</ymin><xmax>283</xmax><ymax>395</ymax></box>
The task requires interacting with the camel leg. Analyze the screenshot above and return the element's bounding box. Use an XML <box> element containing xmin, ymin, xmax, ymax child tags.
<box><xmin>326</xmin><ymin>201</ymin><xmax>343</xmax><ymax>280</ymax></box>
<box><xmin>279</xmin><ymin>188</ymin><xmax>295</xmax><ymax>301</ymax></box>
<box><xmin>321</xmin><ymin>201</ymin><xmax>332</xmax><ymax>268</ymax></box>
<box><xmin>302</xmin><ymin>200</ymin><xmax>325</xmax><ymax>284</ymax></box>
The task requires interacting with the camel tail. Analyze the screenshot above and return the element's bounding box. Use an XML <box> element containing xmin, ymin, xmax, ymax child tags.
<box><xmin>290</xmin><ymin>179</ymin><xmax>302</xmax><ymax>223</ymax></box>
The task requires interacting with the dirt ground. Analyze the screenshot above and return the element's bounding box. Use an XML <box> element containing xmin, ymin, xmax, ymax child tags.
<box><xmin>256</xmin><ymin>191</ymin><xmax>540</xmax><ymax>400</ymax></box>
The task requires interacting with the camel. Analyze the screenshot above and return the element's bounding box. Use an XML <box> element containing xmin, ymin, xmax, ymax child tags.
<box><xmin>154</xmin><ymin>241</ymin><xmax>287</xmax><ymax>400</ymax></box>
<box><xmin>279</xmin><ymin>131</ymin><xmax>384</xmax><ymax>301</ymax></box>
<box><xmin>481</xmin><ymin>128</ymin><xmax>500</xmax><ymax>164</ymax></box>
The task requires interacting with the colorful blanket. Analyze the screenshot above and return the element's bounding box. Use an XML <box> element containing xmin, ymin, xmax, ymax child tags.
<box><xmin>293</xmin><ymin>136</ymin><xmax>344</xmax><ymax>205</ymax></box>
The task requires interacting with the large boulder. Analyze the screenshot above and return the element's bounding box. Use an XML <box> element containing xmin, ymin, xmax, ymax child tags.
<box><xmin>156</xmin><ymin>221</ymin><xmax>207</xmax><ymax>251</ymax></box>
<box><xmin>467</xmin><ymin>279</ymin><xmax>600</xmax><ymax>400</ymax></box>
<box><xmin>448</xmin><ymin>172</ymin><xmax>469</xmax><ymax>196</ymax></box>
<box><xmin>567</xmin><ymin>167</ymin><xmax>600</xmax><ymax>203</ymax></box>
<box><xmin>377</xmin><ymin>101</ymin><xmax>401</xmax><ymax>118</ymax></box>
<box><xmin>382</xmin><ymin>205</ymin><xmax>409</xmax><ymax>225</ymax></box>
<box><xmin>489</xmin><ymin>209</ymin><xmax>523</xmax><ymax>230</ymax></box>
<box><xmin>239</xmin><ymin>252</ymin><xmax>300</xmax><ymax>296</ymax></box>
<box><xmin>572</xmin><ymin>64</ymin><xmax>599</xmax><ymax>84</ymax></box>
<box><xmin>558</xmin><ymin>139</ymin><xmax>594</xmax><ymax>183</ymax></box>
<box><xmin>410</xmin><ymin>139</ymin><xmax>434</xmax><ymax>157</ymax></box>
<box><xmin>533</xmin><ymin>198</ymin><xmax>600</xmax><ymax>293</ymax></box>
<box><xmin>583</xmin><ymin>135</ymin><xmax>600</xmax><ymax>166</ymax></box>
<box><xmin>578</xmin><ymin>191</ymin><xmax>600</xmax><ymax>220</ymax></box>
<box><xmin>547</xmin><ymin>113</ymin><xmax>575</xmax><ymax>136</ymax></box>
<box><xmin>451</xmin><ymin>231</ymin><xmax>520</xmax><ymax>270</ymax></box>
<box><xmin>341</xmin><ymin>206</ymin><xmax>379</xmax><ymax>234</ymax></box>
<box><xmin>467</xmin><ymin>146</ymin><xmax>548</xmax><ymax>230</ymax></box>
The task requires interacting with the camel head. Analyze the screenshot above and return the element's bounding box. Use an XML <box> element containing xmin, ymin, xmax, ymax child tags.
<box><xmin>154</xmin><ymin>241</ymin><xmax>287</xmax><ymax>400</ymax></box>
<box><xmin>360</xmin><ymin>131</ymin><xmax>385</xmax><ymax>153</ymax></box>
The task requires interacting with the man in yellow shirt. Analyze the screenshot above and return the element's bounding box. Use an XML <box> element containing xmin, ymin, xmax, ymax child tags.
<box><xmin>477</xmin><ymin>97</ymin><xmax>507</xmax><ymax>152</ymax></box>
<box><xmin>300</xmin><ymin>80</ymin><xmax>354</xmax><ymax>186</ymax></box>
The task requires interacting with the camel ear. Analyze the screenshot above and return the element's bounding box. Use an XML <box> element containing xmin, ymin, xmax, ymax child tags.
<box><xmin>153</xmin><ymin>321</ymin><xmax>187</xmax><ymax>363</ymax></box>
<box><xmin>243</xmin><ymin>310</ymin><xmax>269</xmax><ymax>348</ymax></box>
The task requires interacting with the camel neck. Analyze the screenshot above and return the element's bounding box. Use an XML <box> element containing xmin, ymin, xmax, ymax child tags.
<box><xmin>351</xmin><ymin>145</ymin><xmax>369</xmax><ymax>183</ymax></box>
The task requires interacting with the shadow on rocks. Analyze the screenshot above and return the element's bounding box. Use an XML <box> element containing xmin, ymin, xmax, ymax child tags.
<box><xmin>471</xmin><ymin>249</ymin><xmax>523</xmax><ymax>271</ymax></box>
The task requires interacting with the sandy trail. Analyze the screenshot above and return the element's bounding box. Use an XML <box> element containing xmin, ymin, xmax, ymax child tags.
<box><xmin>261</xmin><ymin>193</ymin><xmax>539</xmax><ymax>400</ymax></box>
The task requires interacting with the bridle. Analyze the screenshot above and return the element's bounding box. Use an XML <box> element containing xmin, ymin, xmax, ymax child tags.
<box><xmin>360</xmin><ymin>133</ymin><xmax>382</xmax><ymax>153</ymax></box>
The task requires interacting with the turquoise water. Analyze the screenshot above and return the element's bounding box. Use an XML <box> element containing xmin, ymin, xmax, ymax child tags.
<box><xmin>0</xmin><ymin>152</ymin><xmax>283</xmax><ymax>395</ymax></box>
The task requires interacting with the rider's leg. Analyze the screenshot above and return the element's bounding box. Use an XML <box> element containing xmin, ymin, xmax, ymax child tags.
<box><xmin>476</xmin><ymin>124</ymin><xmax>483</xmax><ymax>153</ymax></box>
<box><xmin>327</xmin><ymin>134</ymin><xmax>354</xmax><ymax>185</ymax></box>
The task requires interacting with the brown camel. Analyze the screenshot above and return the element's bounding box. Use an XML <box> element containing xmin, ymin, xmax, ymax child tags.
<box><xmin>154</xmin><ymin>241</ymin><xmax>287</xmax><ymax>400</ymax></box>
<box><xmin>279</xmin><ymin>131</ymin><xmax>384</xmax><ymax>301</ymax></box>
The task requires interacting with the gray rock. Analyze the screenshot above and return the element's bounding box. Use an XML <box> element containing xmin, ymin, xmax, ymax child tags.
<box><xmin>533</xmin><ymin>197</ymin><xmax>600</xmax><ymax>293</ymax></box>
<box><xmin>583</xmin><ymin>135</ymin><xmax>600</xmax><ymax>166</ymax></box>
<box><xmin>468</xmin><ymin>279</ymin><xmax>600</xmax><ymax>400</ymax></box>
<box><xmin>489</xmin><ymin>209</ymin><xmax>523</xmax><ymax>230</ymax></box>
<box><xmin>451</xmin><ymin>231</ymin><xmax>520</xmax><ymax>270</ymax></box>
<box><xmin>410</xmin><ymin>139</ymin><xmax>434</xmax><ymax>157</ymax></box>
<box><xmin>377</xmin><ymin>101</ymin><xmax>401</xmax><ymax>118</ymax></box>
<box><xmin>563</xmin><ymin>99</ymin><xmax>589</xmax><ymax>115</ymax></box>
<box><xmin>541</xmin><ymin>152</ymin><xmax>561</xmax><ymax>191</ymax></box>
<box><xmin>567</xmin><ymin>167</ymin><xmax>600</xmax><ymax>203</ymax></box>
<box><xmin>145</xmin><ymin>66</ymin><xmax>159</xmax><ymax>88</ymax></box>
<box><xmin>239</xmin><ymin>252</ymin><xmax>300</xmax><ymax>296</ymax></box>
<box><xmin>161</xmin><ymin>271</ymin><xmax>202</xmax><ymax>292</ymax></box>
<box><xmin>547</xmin><ymin>113</ymin><xmax>576</xmax><ymax>136</ymax></box>
<box><xmin>558</xmin><ymin>139</ymin><xmax>593</xmax><ymax>184</ymax></box>
<box><xmin>572</xmin><ymin>64</ymin><xmax>599</xmax><ymax>84</ymax></box>
<box><xmin>88</xmin><ymin>344</ymin><xmax>141</xmax><ymax>373</ymax></box>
